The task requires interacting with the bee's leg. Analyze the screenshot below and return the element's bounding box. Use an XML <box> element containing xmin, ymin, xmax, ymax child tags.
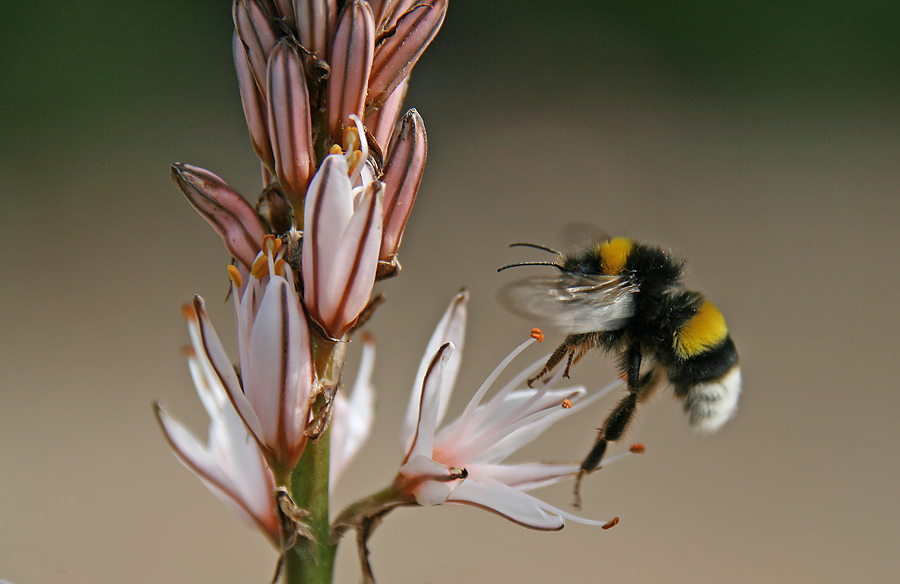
<box><xmin>527</xmin><ymin>334</ymin><xmax>581</xmax><ymax>387</ymax></box>
<box><xmin>574</xmin><ymin>343</ymin><xmax>645</xmax><ymax>508</ymax></box>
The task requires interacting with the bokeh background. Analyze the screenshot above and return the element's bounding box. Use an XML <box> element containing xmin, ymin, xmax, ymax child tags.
<box><xmin>2</xmin><ymin>1</ymin><xmax>899</xmax><ymax>582</ymax></box>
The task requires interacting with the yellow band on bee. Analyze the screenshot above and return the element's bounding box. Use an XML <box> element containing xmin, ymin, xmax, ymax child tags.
<box><xmin>600</xmin><ymin>237</ymin><xmax>633</xmax><ymax>275</ymax></box>
<box><xmin>675</xmin><ymin>301</ymin><xmax>728</xmax><ymax>358</ymax></box>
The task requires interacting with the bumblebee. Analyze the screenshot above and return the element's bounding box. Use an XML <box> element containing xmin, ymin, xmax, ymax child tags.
<box><xmin>499</xmin><ymin>237</ymin><xmax>741</xmax><ymax>503</ymax></box>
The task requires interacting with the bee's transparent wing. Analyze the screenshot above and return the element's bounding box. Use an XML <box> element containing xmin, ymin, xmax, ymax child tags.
<box><xmin>498</xmin><ymin>274</ymin><xmax>636</xmax><ymax>334</ymax></box>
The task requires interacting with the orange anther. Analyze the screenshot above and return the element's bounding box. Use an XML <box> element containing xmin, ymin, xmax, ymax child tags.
<box><xmin>629</xmin><ymin>444</ymin><xmax>645</xmax><ymax>454</ymax></box>
<box><xmin>343</xmin><ymin>125</ymin><xmax>360</xmax><ymax>153</ymax></box>
<box><xmin>274</xmin><ymin>258</ymin><xmax>286</xmax><ymax>277</ymax></box>
<box><xmin>530</xmin><ymin>328</ymin><xmax>544</xmax><ymax>342</ymax></box>
<box><xmin>347</xmin><ymin>150</ymin><xmax>362</xmax><ymax>174</ymax></box>
<box><xmin>602</xmin><ymin>517</ymin><xmax>619</xmax><ymax>530</ymax></box>
<box><xmin>226</xmin><ymin>264</ymin><xmax>243</xmax><ymax>288</ymax></box>
<box><xmin>250</xmin><ymin>254</ymin><xmax>269</xmax><ymax>279</ymax></box>
<box><xmin>262</xmin><ymin>234</ymin><xmax>279</xmax><ymax>253</ymax></box>
<box><xmin>561</xmin><ymin>399</ymin><xmax>573</xmax><ymax>409</ymax></box>
<box><xmin>329</xmin><ymin>144</ymin><xmax>343</xmax><ymax>155</ymax></box>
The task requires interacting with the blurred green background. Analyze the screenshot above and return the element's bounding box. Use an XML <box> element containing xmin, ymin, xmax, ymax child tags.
<box><xmin>2</xmin><ymin>2</ymin><xmax>898</xmax><ymax>583</ymax></box>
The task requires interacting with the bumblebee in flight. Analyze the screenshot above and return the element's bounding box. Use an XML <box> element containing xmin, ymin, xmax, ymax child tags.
<box><xmin>499</xmin><ymin>236</ymin><xmax>741</xmax><ymax>503</ymax></box>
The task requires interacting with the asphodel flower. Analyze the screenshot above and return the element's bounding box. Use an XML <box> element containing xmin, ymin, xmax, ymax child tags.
<box><xmin>302</xmin><ymin>129</ymin><xmax>383</xmax><ymax>339</ymax></box>
<box><xmin>156</xmin><ymin>308</ymin><xmax>377</xmax><ymax>541</ymax></box>
<box><xmin>395</xmin><ymin>292</ymin><xmax>620</xmax><ymax>530</ymax></box>
<box><xmin>155</xmin><ymin>305</ymin><xmax>279</xmax><ymax>544</ymax></box>
<box><xmin>194</xmin><ymin>235</ymin><xmax>315</xmax><ymax>476</ymax></box>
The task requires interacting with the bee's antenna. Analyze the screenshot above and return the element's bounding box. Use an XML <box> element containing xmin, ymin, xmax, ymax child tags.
<box><xmin>509</xmin><ymin>242</ymin><xmax>563</xmax><ymax>258</ymax></box>
<box><xmin>497</xmin><ymin>261</ymin><xmax>565</xmax><ymax>273</ymax></box>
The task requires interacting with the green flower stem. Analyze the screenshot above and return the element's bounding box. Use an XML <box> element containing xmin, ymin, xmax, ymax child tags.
<box><xmin>281</xmin><ymin>336</ymin><xmax>339</xmax><ymax>584</ymax></box>
<box><xmin>284</xmin><ymin>430</ymin><xmax>336</xmax><ymax>584</ymax></box>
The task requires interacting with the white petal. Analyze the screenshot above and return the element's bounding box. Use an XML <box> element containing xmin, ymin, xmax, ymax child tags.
<box><xmin>449</xmin><ymin>477</ymin><xmax>606</xmax><ymax>528</ymax></box>
<box><xmin>319</xmin><ymin>182</ymin><xmax>383</xmax><ymax>335</ymax></box>
<box><xmin>445</xmin><ymin>479</ymin><xmax>566</xmax><ymax>531</ymax></box>
<box><xmin>194</xmin><ymin>297</ymin><xmax>265</xmax><ymax>443</ymax></box>
<box><xmin>465</xmin><ymin>462</ymin><xmax>579</xmax><ymax>492</ymax></box>
<box><xmin>302</xmin><ymin>154</ymin><xmax>354</xmax><ymax>314</ymax></box>
<box><xmin>242</xmin><ymin>276</ymin><xmax>311</xmax><ymax>454</ymax></box>
<box><xmin>156</xmin><ymin>405</ymin><xmax>271</xmax><ymax>534</ymax></box>
<box><xmin>466</xmin><ymin>388</ymin><xmax>587</xmax><ymax>464</ymax></box>
<box><xmin>157</xmin><ymin>404</ymin><xmax>231</xmax><ymax>490</ymax></box>
<box><xmin>211</xmin><ymin>393</ymin><xmax>276</xmax><ymax>519</ymax></box>
<box><xmin>397</xmin><ymin>454</ymin><xmax>462</xmax><ymax>506</ymax></box>
<box><xmin>404</xmin><ymin>343</ymin><xmax>452</xmax><ymax>462</ymax></box>
<box><xmin>330</xmin><ymin>337</ymin><xmax>376</xmax><ymax>486</ymax></box>
<box><xmin>401</xmin><ymin>290</ymin><xmax>467</xmax><ymax>451</ymax></box>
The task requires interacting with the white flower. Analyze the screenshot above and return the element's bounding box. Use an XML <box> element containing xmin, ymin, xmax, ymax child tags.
<box><xmin>155</xmin><ymin>305</ymin><xmax>279</xmax><ymax>543</ymax></box>
<box><xmin>302</xmin><ymin>148</ymin><xmax>383</xmax><ymax>340</ymax></box>
<box><xmin>194</xmin><ymin>236</ymin><xmax>315</xmax><ymax>473</ymax></box>
<box><xmin>330</xmin><ymin>334</ymin><xmax>376</xmax><ymax>487</ymax></box>
<box><xmin>156</xmin><ymin>307</ymin><xmax>377</xmax><ymax>539</ymax></box>
<box><xmin>396</xmin><ymin>291</ymin><xmax>619</xmax><ymax>530</ymax></box>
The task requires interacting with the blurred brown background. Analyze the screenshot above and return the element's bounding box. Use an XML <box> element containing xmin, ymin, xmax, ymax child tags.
<box><xmin>2</xmin><ymin>1</ymin><xmax>898</xmax><ymax>582</ymax></box>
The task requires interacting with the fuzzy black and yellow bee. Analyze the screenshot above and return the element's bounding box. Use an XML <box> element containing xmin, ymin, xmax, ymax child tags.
<box><xmin>499</xmin><ymin>236</ymin><xmax>741</xmax><ymax>503</ymax></box>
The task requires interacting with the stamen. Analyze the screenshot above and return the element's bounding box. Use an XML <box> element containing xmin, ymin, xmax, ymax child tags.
<box><xmin>444</xmin><ymin>335</ymin><xmax>539</xmax><ymax>445</ymax></box>
<box><xmin>602</xmin><ymin>517</ymin><xmax>620</xmax><ymax>530</ymax></box>
<box><xmin>342</xmin><ymin>124</ymin><xmax>360</xmax><ymax>154</ymax></box>
<box><xmin>530</xmin><ymin>328</ymin><xmax>544</xmax><ymax>342</ymax></box>
<box><xmin>250</xmin><ymin>254</ymin><xmax>269</xmax><ymax>279</ymax></box>
<box><xmin>629</xmin><ymin>444</ymin><xmax>645</xmax><ymax>454</ymax></box>
<box><xmin>262</xmin><ymin>234</ymin><xmax>279</xmax><ymax>253</ymax></box>
<box><xmin>347</xmin><ymin>150</ymin><xmax>362</xmax><ymax>174</ymax></box>
<box><xmin>227</xmin><ymin>264</ymin><xmax>243</xmax><ymax>288</ymax></box>
<box><xmin>274</xmin><ymin>258</ymin><xmax>286</xmax><ymax>277</ymax></box>
<box><xmin>561</xmin><ymin>399</ymin><xmax>573</xmax><ymax>409</ymax></box>
<box><xmin>181</xmin><ymin>304</ymin><xmax>197</xmax><ymax>321</ymax></box>
<box><xmin>329</xmin><ymin>144</ymin><xmax>343</xmax><ymax>155</ymax></box>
